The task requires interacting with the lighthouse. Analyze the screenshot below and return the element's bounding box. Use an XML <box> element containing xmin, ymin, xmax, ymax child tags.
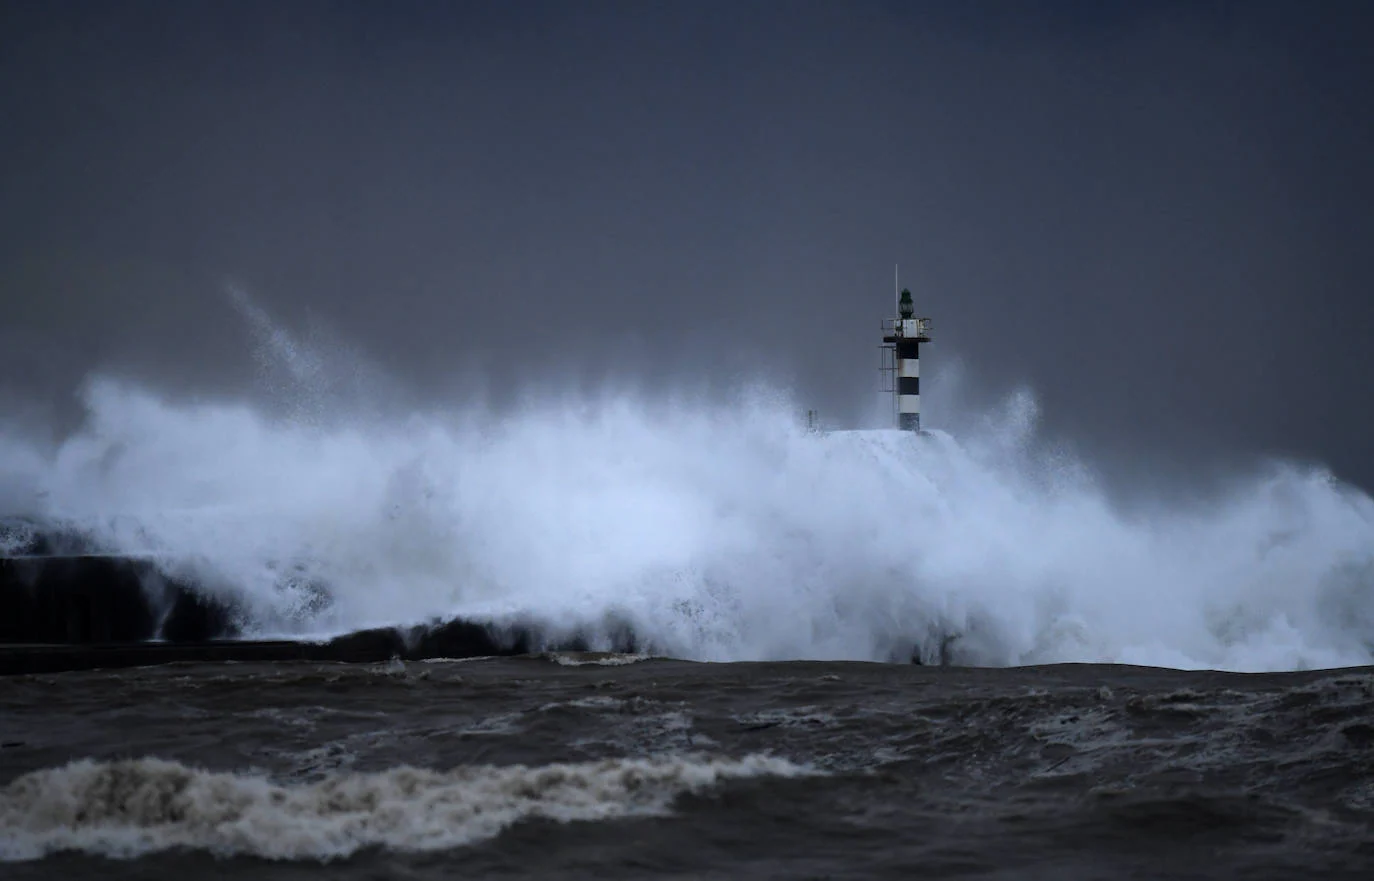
<box><xmin>880</xmin><ymin>287</ymin><xmax>931</xmax><ymax>432</ymax></box>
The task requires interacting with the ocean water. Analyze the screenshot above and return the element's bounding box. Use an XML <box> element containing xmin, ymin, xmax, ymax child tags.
<box><xmin>2</xmin><ymin>656</ymin><xmax>1372</xmax><ymax>878</ymax></box>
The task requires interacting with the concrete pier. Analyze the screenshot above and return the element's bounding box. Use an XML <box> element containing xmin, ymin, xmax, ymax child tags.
<box><xmin>0</xmin><ymin>549</ymin><xmax>605</xmax><ymax>675</ymax></box>
<box><xmin>0</xmin><ymin>555</ymin><xmax>236</xmax><ymax>646</ymax></box>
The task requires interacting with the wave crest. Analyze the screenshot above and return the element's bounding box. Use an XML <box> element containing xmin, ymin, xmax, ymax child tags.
<box><xmin>0</xmin><ymin>754</ymin><xmax>813</xmax><ymax>861</ymax></box>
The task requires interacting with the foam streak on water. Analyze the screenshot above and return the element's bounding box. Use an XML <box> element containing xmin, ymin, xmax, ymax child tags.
<box><xmin>1</xmin><ymin>299</ymin><xmax>1372</xmax><ymax>672</ymax></box>
<box><xmin>0</xmin><ymin>754</ymin><xmax>812</xmax><ymax>861</ymax></box>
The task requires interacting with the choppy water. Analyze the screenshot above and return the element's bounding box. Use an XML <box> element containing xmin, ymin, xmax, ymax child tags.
<box><xmin>2</xmin><ymin>655</ymin><xmax>1373</xmax><ymax>878</ymax></box>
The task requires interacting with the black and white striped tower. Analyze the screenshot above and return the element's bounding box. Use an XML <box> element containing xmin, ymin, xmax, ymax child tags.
<box><xmin>882</xmin><ymin>288</ymin><xmax>931</xmax><ymax>432</ymax></box>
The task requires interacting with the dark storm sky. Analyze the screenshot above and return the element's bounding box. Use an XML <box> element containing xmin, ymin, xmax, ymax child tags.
<box><xmin>2</xmin><ymin>0</ymin><xmax>1371</xmax><ymax>491</ymax></box>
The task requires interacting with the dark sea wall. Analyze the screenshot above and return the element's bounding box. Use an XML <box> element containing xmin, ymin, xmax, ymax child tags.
<box><xmin>0</xmin><ymin>548</ymin><xmax>609</xmax><ymax>675</ymax></box>
<box><xmin>1</xmin><ymin>523</ymin><xmax>941</xmax><ymax>675</ymax></box>
<box><xmin>0</xmin><ymin>555</ymin><xmax>238</xmax><ymax>646</ymax></box>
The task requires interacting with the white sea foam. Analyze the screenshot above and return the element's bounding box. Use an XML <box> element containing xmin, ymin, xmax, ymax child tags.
<box><xmin>0</xmin><ymin>754</ymin><xmax>812</xmax><ymax>861</ymax></box>
<box><xmin>2</xmin><ymin>295</ymin><xmax>1372</xmax><ymax>672</ymax></box>
<box><xmin>547</xmin><ymin>652</ymin><xmax>654</xmax><ymax>667</ymax></box>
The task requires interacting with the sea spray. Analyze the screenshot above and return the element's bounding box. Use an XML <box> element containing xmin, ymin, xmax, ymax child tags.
<box><xmin>1</xmin><ymin>295</ymin><xmax>1372</xmax><ymax>671</ymax></box>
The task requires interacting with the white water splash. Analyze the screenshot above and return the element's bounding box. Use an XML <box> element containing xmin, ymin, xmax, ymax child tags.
<box><xmin>1</xmin><ymin>295</ymin><xmax>1372</xmax><ymax>672</ymax></box>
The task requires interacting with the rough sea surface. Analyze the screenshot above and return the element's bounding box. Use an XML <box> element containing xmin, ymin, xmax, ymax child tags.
<box><xmin>3</xmin><ymin>653</ymin><xmax>1372</xmax><ymax>879</ymax></box>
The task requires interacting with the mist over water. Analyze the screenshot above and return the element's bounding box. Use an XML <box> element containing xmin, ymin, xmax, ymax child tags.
<box><xmin>2</xmin><ymin>293</ymin><xmax>1372</xmax><ymax>672</ymax></box>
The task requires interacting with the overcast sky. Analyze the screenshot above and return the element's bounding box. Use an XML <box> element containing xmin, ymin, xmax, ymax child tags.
<box><xmin>2</xmin><ymin>0</ymin><xmax>1371</xmax><ymax>492</ymax></box>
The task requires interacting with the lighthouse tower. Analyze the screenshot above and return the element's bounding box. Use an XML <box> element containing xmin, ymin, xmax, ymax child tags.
<box><xmin>880</xmin><ymin>288</ymin><xmax>931</xmax><ymax>432</ymax></box>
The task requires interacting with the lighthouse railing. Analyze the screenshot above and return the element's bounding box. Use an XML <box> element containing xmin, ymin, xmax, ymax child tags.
<box><xmin>881</xmin><ymin>317</ymin><xmax>933</xmax><ymax>339</ymax></box>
